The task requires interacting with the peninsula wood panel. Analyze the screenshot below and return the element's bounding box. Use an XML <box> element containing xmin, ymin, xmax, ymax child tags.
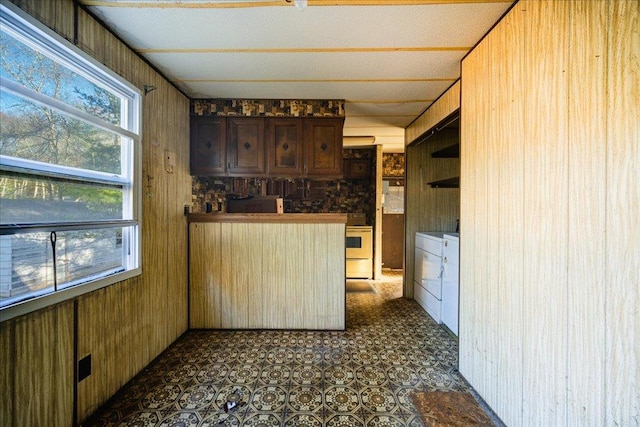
<box><xmin>606</xmin><ymin>1</ymin><xmax>639</xmax><ymax>424</ymax></box>
<box><xmin>233</xmin><ymin>223</ymin><xmax>262</xmax><ymax>329</ymax></box>
<box><xmin>405</xmin><ymin>80</ymin><xmax>460</xmax><ymax>145</ymax></box>
<box><xmin>190</xmin><ymin>223</ymin><xmax>221</xmax><ymax>328</ymax></box>
<box><xmin>308</xmin><ymin>223</ymin><xmax>346</xmax><ymax>329</ymax></box>
<box><xmin>218</xmin><ymin>224</ymin><xmax>238</xmax><ymax>329</ymax></box>
<box><xmin>3</xmin><ymin>1</ymin><xmax>191</xmax><ymax>424</ymax></box>
<box><xmin>282</xmin><ymin>224</ymin><xmax>307</xmax><ymax>325</ymax></box>
<box><xmin>374</xmin><ymin>144</ymin><xmax>383</xmax><ymax>280</ymax></box>
<box><xmin>189</xmin><ymin>221</ymin><xmax>345</xmax><ymax>330</ymax></box>
<box><xmin>459</xmin><ymin>0</ymin><xmax>639</xmax><ymax>425</ymax></box>
<box><xmin>261</xmin><ymin>223</ymin><xmax>285</xmax><ymax>328</ymax></box>
<box><xmin>404</xmin><ymin>128</ymin><xmax>459</xmax><ymax>298</ymax></box>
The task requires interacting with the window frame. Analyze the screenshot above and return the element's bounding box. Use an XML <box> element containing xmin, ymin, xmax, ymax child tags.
<box><xmin>0</xmin><ymin>2</ymin><xmax>142</xmax><ymax>322</ymax></box>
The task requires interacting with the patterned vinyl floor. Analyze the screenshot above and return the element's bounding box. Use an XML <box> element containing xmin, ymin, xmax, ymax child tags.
<box><xmin>86</xmin><ymin>271</ymin><xmax>470</xmax><ymax>426</ymax></box>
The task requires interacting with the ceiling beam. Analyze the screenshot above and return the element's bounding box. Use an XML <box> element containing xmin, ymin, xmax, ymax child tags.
<box><xmin>138</xmin><ymin>47</ymin><xmax>470</xmax><ymax>54</ymax></box>
<box><xmin>82</xmin><ymin>0</ymin><xmax>512</xmax><ymax>8</ymax></box>
<box><xmin>178</xmin><ymin>78</ymin><xmax>455</xmax><ymax>83</ymax></box>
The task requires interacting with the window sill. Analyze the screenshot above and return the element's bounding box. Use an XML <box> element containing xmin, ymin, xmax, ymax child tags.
<box><xmin>0</xmin><ymin>267</ymin><xmax>141</xmax><ymax>322</ymax></box>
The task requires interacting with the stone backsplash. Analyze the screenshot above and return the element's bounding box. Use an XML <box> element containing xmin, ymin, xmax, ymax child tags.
<box><xmin>192</xmin><ymin>148</ymin><xmax>377</xmax><ymax>225</ymax></box>
<box><xmin>191</xmin><ymin>99</ymin><xmax>344</xmax><ymax>118</ymax></box>
<box><xmin>382</xmin><ymin>153</ymin><xmax>405</xmax><ymax>177</ymax></box>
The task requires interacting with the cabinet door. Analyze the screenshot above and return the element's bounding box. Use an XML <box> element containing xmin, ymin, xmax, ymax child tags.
<box><xmin>343</xmin><ymin>158</ymin><xmax>371</xmax><ymax>178</ymax></box>
<box><xmin>190</xmin><ymin>116</ymin><xmax>226</xmax><ymax>175</ymax></box>
<box><xmin>227</xmin><ymin>117</ymin><xmax>266</xmax><ymax>176</ymax></box>
<box><xmin>304</xmin><ymin>118</ymin><xmax>343</xmax><ymax>177</ymax></box>
<box><xmin>267</xmin><ymin>118</ymin><xmax>304</xmax><ymax>176</ymax></box>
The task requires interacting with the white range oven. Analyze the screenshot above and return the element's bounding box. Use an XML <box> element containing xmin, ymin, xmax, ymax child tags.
<box><xmin>346</xmin><ymin>226</ymin><xmax>373</xmax><ymax>279</ymax></box>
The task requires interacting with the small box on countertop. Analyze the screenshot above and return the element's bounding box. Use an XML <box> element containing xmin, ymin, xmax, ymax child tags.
<box><xmin>227</xmin><ymin>196</ymin><xmax>284</xmax><ymax>213</ymax></box>
<box><xmin>346</xmin><ymin>213</ymin><xmax>367</xmax><ymax>226</ymax></box>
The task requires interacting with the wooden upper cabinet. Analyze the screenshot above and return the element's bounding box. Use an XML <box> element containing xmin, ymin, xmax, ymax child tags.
<box><xmin>343</xmin><ymin>158</ymin><xmax>371</xmax><ymax>179</ymax></box>
<box><xmin>190</xmin><ymin>116</ymin><xmax>343</xmax><ymax>177</ymax></box>
<box><xmin>267</xmin><ymin>118</ymin><xmax>304</xmax><ymax>176</ymax></box>
<box><xmin>227</xmin><ymin>117</ymin><xmax>266</xmax><ymax>176</ymax></box>
<box><xmin>190</xmin><ymin>116</ymin><xmax>227</xmax><ymax>176</ymax></box>
<box><xmin>305</xmin><ymin>118</ymin><xmax>344</xmax><ymax>177</ymax></box>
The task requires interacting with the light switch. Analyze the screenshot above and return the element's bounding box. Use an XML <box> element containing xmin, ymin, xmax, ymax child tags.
<box><xmin>164</xmin><ymin>150</ymin><xmax>176</xmax><ymax>173</ymax></box>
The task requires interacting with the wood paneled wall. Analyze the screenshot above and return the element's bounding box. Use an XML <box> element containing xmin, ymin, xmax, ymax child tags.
<box><xmin>1</xmin><ymin>0</ymin><xmax>191</xmax><ymax>425</ymax></box>
<box><xmin>404</xmin><ymin>82</ymin><xmax>460</xmax><ymax>297</ymax></box>
<box><xmin>0</xmin><ymin>302</ymin><xmax>75</xmax><ymax>426</ymax></box>
<box><xmin>405</xmin><ymin>80</ymin><xmax>460</xmax><ymax>147</ymax></box>
<box><xmin>404</xmin><ymin>128</ymin><xmax>460</xmax><ymax>297</ymax></box>
<box><xmin>459</xmin><ymin>0</ymin><xmax>639</xmax><ymax>425</ymax></box>
<box><xmin>190</xmin><ymin>221</ymin><xmax>345</xmax><ymax>330</ymax></box>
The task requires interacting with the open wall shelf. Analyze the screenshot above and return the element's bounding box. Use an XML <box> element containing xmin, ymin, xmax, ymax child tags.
<box><xmin>427</xmin><ymin>177</ymin><xmax>459</xmax><ymax>188</ymax></box>
<box><xmin>431</xmin><ymin>144</ymin><xmax>460</xmax><ymax>158</ymax></box>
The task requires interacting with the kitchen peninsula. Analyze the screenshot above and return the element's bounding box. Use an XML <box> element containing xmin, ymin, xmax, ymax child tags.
<box><xmin>188</xmin><ymin>213</ymin><xmax>346</xmax><ymax>330</ymax></box>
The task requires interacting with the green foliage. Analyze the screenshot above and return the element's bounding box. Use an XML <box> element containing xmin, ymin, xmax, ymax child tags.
<box><xmin>1</xmin><ymin>28</ymin><xmax>124</xmax><ymax>213</ymax></box>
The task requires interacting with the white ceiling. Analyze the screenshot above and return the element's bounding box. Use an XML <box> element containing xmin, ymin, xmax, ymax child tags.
<box><xmin>81</xmin><ymin>0</ymin><xmax>512</xmax><ymax>152</ymax></box>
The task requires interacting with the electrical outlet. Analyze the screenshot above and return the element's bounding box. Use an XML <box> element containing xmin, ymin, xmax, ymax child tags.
<box><xmin>78</xmin><ymin>354</ymin><xmax>92</xmax><ymax>382</ymax></box>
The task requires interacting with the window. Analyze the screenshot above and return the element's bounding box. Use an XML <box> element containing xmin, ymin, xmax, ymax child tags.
<box><xmin>0</xmin><ymin>3</ymin><xmax>141</xmax><ymax>320</ymax></box>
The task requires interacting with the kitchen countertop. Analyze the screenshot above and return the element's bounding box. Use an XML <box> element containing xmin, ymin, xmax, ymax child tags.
<box><xmin>187</xmin><ymin>213</ymin><xmax>348</xmax><ymax>224</ymax></box>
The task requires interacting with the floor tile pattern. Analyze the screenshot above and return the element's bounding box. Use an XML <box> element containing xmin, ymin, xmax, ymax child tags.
<box><xmin>86</xmin><ymin>272</ymin><xmax>470</xmax><ymax>426</ymax></box>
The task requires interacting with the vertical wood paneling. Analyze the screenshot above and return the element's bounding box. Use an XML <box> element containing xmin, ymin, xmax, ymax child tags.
<box><xmin>77</xmin><ymin>9</ymin><xmax>105</xmax><ymax>64</ymax></box>
<box><xmin>0</xmin><ymin>320</ymin><xmax>13</xmax><ymax>426</ymax></box>
<box><xmin>405</xmin><ymin>128</ymin><xmax>460</xmax><ymax>297</ymax></box>
<box><xmin>284</xmin><ymin>224</ymin><xmax>305</xmax><ymax>328</ymax></box>
<box><xmin>327</xmin><ymin>223</ymin><xmax>346</xmax><ymax>329</ymax></box>
<box><xmin>374</xmin><ymin>144</ymin><xmax>383</xmax><ymax>279</ymax></box>
<box><xmin>233</xmin><ymin>223</ymin><xmax>259</xmax><ymax>328</ymax></box>
<box><xmin>219</xmin><ymin>223</ymin><xmax>235</xmax><ymax>329</ymax></box>
<box><xmin>460</xmin><ymin>0</ymin><xmax>638</xmax><ymax>424</ymax></box>
<box><xmin>6</xmin><ymin>1</ymin><xmax>191</xmax><ymax>424</ymax></box>
<box><xmin>493</xmin><ymin>5</ymin><xmax>525</xmax><ymax>425</ymax></box>
<box><xmin>484</xmin><ymin>24</ymin><xmax>504</xmax><ymax>410</ymax></box>
<box><xmin>245</xmin><ymin>224</ymin><xmax>264</xmax><ymax>328</ymax></box>
<box><xmin>190</xmin><ymin>223</ymin><xmax>222</xmax><ymax>328</ymax></box>
<box><xmin>13</xmin><ymin>303</ymin><xmax>74</xmax><ymax>426</ymax></box>
<box><xmin>405</xmin><ymin>81</ymin><xmax>460</xmax><ymax>145</ymax></box>
<box><xmin>469</xmin><ymin>31</ymin><xmax>491</xmax><ymax>404</ymax></box>
<box><xmin>141</xmin><ymin>70</ymin><xmax>169</xmax><ymax>360</ymax></box>
<box><xmin>77</xmin><ymin>288</ymin><xmax>107</xmax><ymax>421</ymax></box>
<box><xmin>164</xmin><ymin>82</ymin><xmax>190</xmax><ymax>341</ymax></box>
<box><xmin>566</xmin><ymin>1</ymin><xmax>607</xmax><ymax>424</ymax></box>
<box><xmin>260</xmin><ymin>224</ymin><xmax>288</xmax><ymax>328</ymax></box>
<box><xmin>189</xmin><ymin>220</ymin><xmax>345</xmax><ymax>330</ymax></box>
<box><xmin>405</xmin><ymin>81</ymin><xmax>461</xmax><ymax>297</ymax></box>
<box><xmin>522</xmin><ymin>2</ymin><xmax>570</xmax><ymax>424</ymax></box>
<box><xmin>301</xmin><ymin>223</ymin><xmax>324</xmax><ymax>329</ymax></box>
<box><xmin>458</xmin><ymin>31</ymin><xmax>479</xmax><ymax>394</ymax></box>
<box><xmin>606</xmin><ymin>1</ymin><xmax>640</xmax><ymax>425</ymax></box>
